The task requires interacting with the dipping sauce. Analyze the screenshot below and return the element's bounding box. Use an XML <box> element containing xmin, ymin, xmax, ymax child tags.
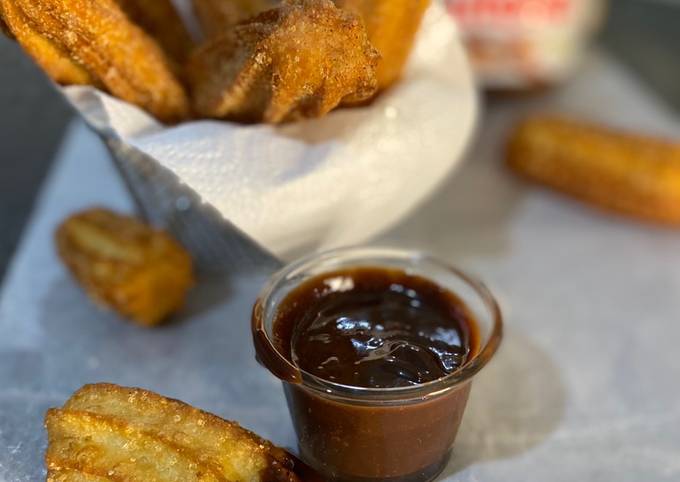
<box><xmin>274</xmin><ymin>267</ymin><xmax>479</xmax><ymax>388</ymax></box>
<box><xmin>261</xmin><ymin>266</ymin><xmax>484</xmax><ymax>481</ymax></box>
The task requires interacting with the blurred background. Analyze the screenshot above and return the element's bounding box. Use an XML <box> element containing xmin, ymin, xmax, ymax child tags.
<box><xmin>0</xmin><ymin>0</ymin><xmax>679</xmax><ymax>280</ymax></box>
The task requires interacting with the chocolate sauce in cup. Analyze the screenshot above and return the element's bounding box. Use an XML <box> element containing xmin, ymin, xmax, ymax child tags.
<box><xmin>252</xmin><ymin>248</ymin><xmax>502</xmax><ymax>482</ymax></box>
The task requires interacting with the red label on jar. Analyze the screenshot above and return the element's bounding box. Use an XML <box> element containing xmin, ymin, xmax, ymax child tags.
<box><xmin>447</xmin><ymin>0</ymin><xmax>574</xmax><ymax>25</ymax></box>
<box><xmin>444</xmin><ymin>0</ymin><xmax>605</xmax><ymax>88</ymax></box>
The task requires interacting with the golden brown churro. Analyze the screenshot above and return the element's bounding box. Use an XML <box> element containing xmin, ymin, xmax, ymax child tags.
<box><xmin>12</xmin><ymin>0</ymin><xmax>189</xmax><ymax>122</ymax></box>
<box><xmin>46</xmin><ymin>384</ymin><xmax>302</xmax><ymax>482</ymax></box>
<box><xmin>55</xmin><ymin>208</ymin><xmax>194</xmax><ymax>327</ymax></box>
<box><xmin>507</xmin><ymin>115</ymin><xmax>680</xmax><ymax>224</ymax></box>
<box><xmin>187</xmin><ymin>0</ymin><xmax>379</xmax><ymax>123</ymax></box>
<box><xmin>335</xmin><ymin>0</ymin><xmax>431</xmax><ymax>90</ymax></box>
<box><xmin>0</xmin><ymin>0</ymin><xmax>93</xmax><ymax>85</ymax></box>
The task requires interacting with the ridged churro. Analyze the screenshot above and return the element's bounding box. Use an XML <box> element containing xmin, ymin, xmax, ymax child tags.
<box><xmin>507</xmin><ymin>115</ymin><xmax>680</xmax><ymax>224</ymax></box>
<box><xmin>335</xmin><ymin>0</ymin><xmax>431</xmax><ymax>90</ymax></box>
<box><xmin>55</xmin><ymin>208</ymin><xmax>194</xmax><ymax>327</ymax></box>
<box><xmin>187</xmin><ymin>0</ymin><xmax>379</xmax><ymax>123</ymax></box>
<box><xmin>0</xmin><ymin>0</ymin><xmax>93</xmax><ymax>84</ymax></box>
<box><xmin>46</xmin><ymin>384</ymin><xmax>301</xmax><ymax>482</ymax></box>
<box><xmin>10</xmin><ymin>0</ymin><xmax>189</xmax><ymax>122</ymax></box>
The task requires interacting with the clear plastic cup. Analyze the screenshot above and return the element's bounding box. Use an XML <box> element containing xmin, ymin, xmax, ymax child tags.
<box><xmin>252</xmin><ymin>247</ymin><xmax>503</xmax><ymax>482</ymax></box>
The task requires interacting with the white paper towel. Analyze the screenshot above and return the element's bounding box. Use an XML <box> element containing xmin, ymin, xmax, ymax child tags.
<box><xmin>60</xmin><ymin>2</ymin><xmax>477</xmax><ymax>257</ymax></box>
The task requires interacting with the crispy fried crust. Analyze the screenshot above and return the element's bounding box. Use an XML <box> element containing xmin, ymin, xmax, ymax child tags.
<box><xmin>46</xmin><ymin>409</ymin><xmax>226</xmax><ymax>481</ymax></box>
<box><xmin>335</xmin><ymin>0</ymin><xmax>431</xmax><ymax>90</ymax></box>
<box><xmin>187</xmin><ymin>0</ymin><xmax>379</xmax><ymax>123</ymax></box>
<box><xmin>113</xmin><ymin>0</ymin><xmax>194</xmax><ymax>64</ymax></box>
<box><xmin>55</xmin><ymin>208</ymin><xmax>194</xmax><ymax>327</ymax></box>
<box><xmin>0</xmin><ymin>0</ymin><xmax>93</xmax><ymax>85</ymax></box>
<box><xmin>12</xmin><ymin>0</ymin><xmax>189</xmax><ymax>122</ymax></box>
<box><xmin>507</xmin><ymin>115</ymin><xmax>680</xmax><ymax>224</ymax></box>
<box><xmin>193</xmin><ymin>0</ymin><xmax>280</xmax><ymax>38</ymax></box>
<box><xmin>45</xmin><ymin>384</ymin><xmax>301</xmax><ymax>482</ymax></box>
<box><xmin>47</xmin><ymin>468</ymin><xmax>112</xmax><ymax>482</ymax></box>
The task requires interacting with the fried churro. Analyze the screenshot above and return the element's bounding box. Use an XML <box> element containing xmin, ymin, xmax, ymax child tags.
<box><xmin>187</xmin><ymin>0</ymin><xmax>379</xmax><ymax>123</ymax></box>
<box><xmin>46</xmin><ymin>384</ymin><xmax>302</xmax><ymax>482</ymax></box>
<box><xmin>55</xmin><ymin>208</ymin><xmax>194</xmax><ymax>327</ymax></box>
<box><xmin>12</xmin><ymin>0</ymin><xmax>189</xmax><ymax>122</ymax></box>
<box><xmin>507</xmin><ymin>115</ymin><xmax>680</xmax><ymax>224</ymax></box>
<box><xmin>335</xmin><ymin>0</ymin><xmax>431</xmax><ymax>90</ymax></box>
<box><xmin>0</xmin><ymin>0</ymin><xmax>93</xmax><ymax>85</ymax></box>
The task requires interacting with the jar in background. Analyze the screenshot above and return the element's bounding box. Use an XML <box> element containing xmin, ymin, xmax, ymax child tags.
<box><xmin>445</xmin><ymin>0</ymin><xmax>607</xmax><ymax>90</ymax></box>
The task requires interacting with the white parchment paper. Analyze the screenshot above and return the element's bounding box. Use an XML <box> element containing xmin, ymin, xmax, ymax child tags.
<box><xmin>61</xmin><ymin>3</ymin><xmax>477</xmax><ymax>257</ymax></box>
